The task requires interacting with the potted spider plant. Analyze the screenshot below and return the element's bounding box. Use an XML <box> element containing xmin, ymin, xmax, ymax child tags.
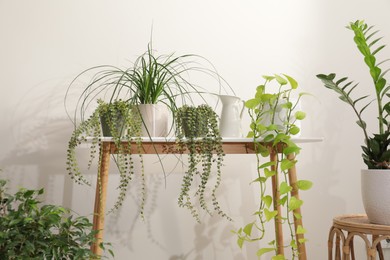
<box><xmin>175</xmin><ymin>104</ymin><xmax>230</xmax><ymax>222</ymax></box>
<box><xmin>233</xmin><ymin>74</ymin><xmax>311</xmax><ymax>259</ymax></box>
<box><xmin>317</xmin><ymin>20</ymin><xmax>390</xmax><ymax>225</ymax></box>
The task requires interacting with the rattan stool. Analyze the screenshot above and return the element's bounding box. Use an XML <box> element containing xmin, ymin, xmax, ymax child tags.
<box><xmin>328</xmin><ymin>214</ymin><xmax>390</xmax><ymax>260</ymax></box>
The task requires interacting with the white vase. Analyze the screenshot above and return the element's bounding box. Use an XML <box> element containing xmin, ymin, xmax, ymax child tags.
<box><xmin>361</xmin><ymin>169</ymin><xmax>390</xmax><ymax>225</ymax></box>
<box><xmin>137</xmin><ymin>104</ymin><xmax>169</xmax><ymax>137</ymax></box>
<box><xmin>219</xmin><ymin>95</ymin><xmax>244</xmax><ymax>137</ymax></box>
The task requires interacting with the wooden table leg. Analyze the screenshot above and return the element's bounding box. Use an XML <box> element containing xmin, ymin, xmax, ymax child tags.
<box><xmin>287</xmin><ymin>153</ymin><xmax>307</xmax><ymax>260</ymax></box>
<box><xmin>270</xmin><ymin>150</ymin><xmax>284</xmax><ymax>256</ymax></box>
<box><xmin>91</xmin><ymin>142</ymin><xmax>111</xmax><ymax>256</ymax></box>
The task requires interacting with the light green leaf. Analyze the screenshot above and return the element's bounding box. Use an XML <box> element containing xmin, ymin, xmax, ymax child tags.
<box><xmin>295</xmin><ymin>111</ymin><xmax>306</xmax><ymax>120</ymax></box>
<box><xmin>297</xmin><ymin>180</ymin><xmax>313</xmax><ymax>190</ymax></box>
<box><xmin>237</xmin><ymin>237</ymin><xmax>244</xmax><ymax>248</ymax></box>
<box><xmin>257</xmin><ymin>247</ymin><xmax>274</xmax><ymax>257</ymax></box>
<box><xmin>283</xmin><ymin>74</ymin><xmax>298</xmax><ymax>89</ymax></box>
<box><xmin>275</xmin><ymin>74</ymin><xmax>288</xmax><ymax>85</ymax></box>
<box><xmin>279</xmin><ymin>182</ymin><xmax>292</xmax><ymax>195</ymax></box>
<box><xmin>282</xmin><ymin>146</ymin><xmax>301</xmax><ymax>155</ymax></box>
<box><xmin>289</xmin><ymin>126</ymin><xmax>300</xmax><ymax>135</ymax></box>
<box><xmin>294</xmin><ymin>212</ymin><xmax>302</xmax><ymax>219</ymax></box>
<box><xmin>259</xmin><ymin>161</ymin><xmax>277</xmax><ymax>169</ymax></box>
<box><xmin>264</xmin><ymin>168</ymin><xmax>276</xmax><ymax>178</ymax></box>
<box><xmin>245</xmin><ymin>98</ymin><xmax>260</xmax><ymax>109</ymax></box>
<box><xmin>272</xmin><ymin>255</ymin><xmax>287</xmax><ymax>260</ymax></box>
<box><xmin>299</xmin><ymin>238</ymin><xmax>309</xmax><ymax>244</ymax></box>
<box><xmin>281</xmin><ymin>158</ymin><xmax>295</xmax><ymax>171</ymax></box>
<box><xmin>262</xmin><ymin>75</ymin><xmax>275</xmax><ymax>81</ymax></box>
<box><xmin>262</xmin><ymin>195</ymin><xmax>273</xmax><ymax>208</ymax></box>
<box><xmin>264</xmin><ymin>208</ymin><xmax>278</xmax><ymax>221</ymax></box>
<box><xmin>243</xmin><ymin>222</ymin><xmax>254</xmax><ymax>236</ymax></box>
<box><xmin>296</xmin><ymin>225</ymin><xmax>307</xmax><ymax>234</ymax></box>
<box><xmin>279</xmin><ymin>195</ymin><xmax>288</xmax><ymax>206</ymax></box>
<box><xmin>289</xmin><ymin>196</ymin><xmax>303</xmax><ymax>211</ymax></box>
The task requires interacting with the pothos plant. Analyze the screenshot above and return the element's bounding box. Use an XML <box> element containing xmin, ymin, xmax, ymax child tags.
<box><xmin>66</xmin><ymin>99</ymin><xmax>147</xmax><ymax>217</ymax></box>
<box><xmin>233</xmin><ymin>74</ymin><xmax>312</xmax><ymax>259</ymax></box>
<box><xmin>317</xmin><ymin>20</ymin><xmax>390</xmax><ymax>169</ymax></box>
<box><xmin>175</xmin><ymin>104</ymin><xmax>230</xmax><ymax>222</ymax></box>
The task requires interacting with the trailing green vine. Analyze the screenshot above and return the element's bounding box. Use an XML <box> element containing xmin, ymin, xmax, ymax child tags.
<box><xmin>175</xmin><ymin>104</ymin><xmax>230</xmax><ymax>222</ymax></box>
<box><xmin>233</xmin><ymin>74</ymin><xmax>312</xmax><ymax>259</ymax></box>
<box><xmin>66</xmin><ymin>99</ymin><xmax>146</xmax><ymax>217</ymax></box>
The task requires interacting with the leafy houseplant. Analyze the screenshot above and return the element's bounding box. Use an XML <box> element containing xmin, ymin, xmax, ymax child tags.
<box><xmin>317</xmin><ymin>20</ymin><xmax>390</xmax><ymax>225</ymax></box>
<box><xmin>65</xmin><ymin>43</ymin><xmax>229</xmax><ymax>137</ymax></box>
<box><xmin>66</xmin><ymin>99</ymin><xmax>146</xmax><ymax>215</ymax></box>
<box><xmin>317</xmin><ymin>20</ymin><xmax>390</xmax><ymax>169</ymax></box>
<box><xmin>234</xmin><ymin>74</ymin><xmax>311</xmax><ymax>259</ymax></box>
<box><xmin>0</xmin><ymin>179</ymin><xmax>113</xmax><ymax>259</ymax></box>
<box><xmin>175</xmin><ymin>104</ymin><xmax>230</xmax><ymax>222</ymax></box>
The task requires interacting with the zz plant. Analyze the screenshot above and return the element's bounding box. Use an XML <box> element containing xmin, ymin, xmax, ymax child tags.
<box><xmin>234</xmin><ymin>74</ymin><xmax>312</xmax><ymax>259</ymax></box>
<box><xmin>317</xmin><ymin>20</ymin><xmax>390</xmax><ymax>169</ymax></box>
<box><xmin>0</xmin><ymin>178</ymin><xmax>113</xmax><ymax>259</ymax></box>
<box><xmin>175</xmin><ymin>104</ymin><xmax>230</xmax><ymax>222</ymax></box>
<box><xmin>66</xmin><ymin>99</ymin><xmax>146</xmax><ymax>216</ymax></box>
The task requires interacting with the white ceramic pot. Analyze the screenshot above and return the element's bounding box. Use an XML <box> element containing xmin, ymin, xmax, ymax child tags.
<box><xmin>138</xmin><ymin>104</ymin><xmax>169</xmax><ymax>137</ymax></box>
<box><xmin>361</xmin><ymin>169</ymin><xmax>390</xmax><ymax>225</ymax></box>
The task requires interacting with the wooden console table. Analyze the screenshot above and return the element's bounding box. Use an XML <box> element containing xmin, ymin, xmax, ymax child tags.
<box><xmin>90</xmin><ymin>137</ymin><xmax>321</xmax><ymax>258</ymax></box>
<box><xmin>328</xmin><ymin>214</ymin><xmax>390</xmax><ymax>259</ymax></box>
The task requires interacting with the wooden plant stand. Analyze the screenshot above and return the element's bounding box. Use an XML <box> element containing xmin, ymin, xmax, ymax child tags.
<box><xmin>90</xmin><ymin>137</ymin><xmax>320</xmax><ymax>258</ymax></box>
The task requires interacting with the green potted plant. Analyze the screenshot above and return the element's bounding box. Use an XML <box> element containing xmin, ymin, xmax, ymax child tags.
<box><xmin>0</xmin><ymin>178</ymin><xmax>113</xmax><ymax>259</ymax></box>
<box><xmin>66</xmin><ymin>99</ymin><xmax>146</xmax><ymax>215</ymax></box>
<box><xmin>65</xmin><ymin>43</ymin><xmax>229</xmax><ymax>138</ymax></box>
<box><xmin>175</xmin><ymin>104</ymin><xmax>230</xmax><ymax>222</ymax></box>
<box><xmin>233</xmin><ymin>74</ymin><xmax>311</xmax><ymax>259</ymax></box>
<box><xmin>317</xmin><ymin>20</ymin><xmax>390</xmax><ymax>225</ymax></box>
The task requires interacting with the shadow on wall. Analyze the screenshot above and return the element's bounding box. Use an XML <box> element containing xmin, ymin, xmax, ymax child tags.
<box><xmin>0</xmin><ymin>79</ymin><xmax>80</xmax><ymax>208</ymax></box>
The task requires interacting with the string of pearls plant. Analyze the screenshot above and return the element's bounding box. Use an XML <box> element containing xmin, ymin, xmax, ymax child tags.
<box><xmin>175</xmin><ymin>104</ymin><xmax>230</xmax><ymax>222</ymax></box>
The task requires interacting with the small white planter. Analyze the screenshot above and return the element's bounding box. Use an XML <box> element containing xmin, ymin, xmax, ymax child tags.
<box><xmin>138</xmin><ymin>104</ymin><xmax>169</xmax><ymax>137</ymax></box>
<box><xmin>361</xmin><ymin>169</ymin><xmax>390</xmax><ymax>225</ymax></box>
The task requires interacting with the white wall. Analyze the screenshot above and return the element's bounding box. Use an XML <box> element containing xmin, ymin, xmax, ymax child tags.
<box><xmin>1</xmin><ymin>0</ymin><xmax>390</xmax><ymax>259</ymax></box>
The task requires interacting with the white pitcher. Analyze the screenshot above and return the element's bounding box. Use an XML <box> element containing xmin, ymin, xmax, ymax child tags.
<box><xmin>219</xmin><ymin>95</ymin><xmax>245</xmax><ymax>137</ymax></box>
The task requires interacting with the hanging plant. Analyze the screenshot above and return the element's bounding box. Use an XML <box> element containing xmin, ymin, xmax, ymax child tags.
<box><xmin>66</xmin><ymin>99</ymin><xmax>147</xmax><ymax>216</ymax></box>
<box><xmin>233</xmin><ymin>74</ymin><xmax>312</xmax><ymax>260</ymax></box>
<box><xmin>175</xmin><ymin>104</ymin><xmax>230</xmax><ymax>222</ymax></box>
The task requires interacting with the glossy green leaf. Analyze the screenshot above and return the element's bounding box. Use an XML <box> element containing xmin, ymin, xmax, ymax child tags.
<box><xmin>262</xmin><ymin>195</ymin><xmax>273</xmax><ymax>208</ymax></box>
<box><xmin>279</xmin><ymin>182</ymin><xmax>292</xmax><ymax>195</ymax></box>
<box><xmin>281</xmin><ymin>158</ymin><xmax>295</xmax><ymax>171</ymax></box>
<box><xmin>272</xmin><ymin>255</ymin><xmax>287</xmax><ymax>260</ymax></box>
<box><xmin>245</xmin><ymin>98</ymin><xmax>260</xmax><ymax>109</ymax></box>
<box><xmin>283</xmin><ymin>74</ymin><xmax>298</xmax><ymax>89</ymax></box>
<box><xmin>243</xmin><ymin>222</ymin><xmax>254</xmax><ymax>236</ymax></box>
<box><xmin>295</xmin><ymin>111</ymin><xmax>306</xmax><ymax>120</ymax></box>
<box><xmin>297</xmin><ymin>180</ymin><xmax>313</xmax><ymax>190</ymax></box>
<box><xmin>289</xmin><ymin>196</ymin><xmax>303</xmax><ymax>211</ymax></box>
<box><xmin>275</xmin><ymin>74</ymin><xmax>287</xmax><ymax>85</ymax></box>
<box><xmin>296</xmin><ymin>225</ymin><xmax>307</xmax><ymax>234</ymax></box>
<box><xmin>257</xmin><ymin>247</ymin><xmax>274</xmax><ymax>257</ymax></box>
<box><xmin>264</xmin><ymin>208</ymin><xmax>278</xmax><ymax>221</ymax></box>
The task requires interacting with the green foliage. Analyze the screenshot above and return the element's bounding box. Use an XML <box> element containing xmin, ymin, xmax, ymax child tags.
<box><xmin>66</xmin><ymin>99</ymin><xmax>146</xmax><ymax>216</ymax></box>
<box><xmin>317</xmin><ymin>20</ymin><xmax>390</xmax><ymax>169</ymax></box>
<box><xmin>233</xmin><ymin>74</ymin><xmax>311</xmax><ymax>259</ymax></box>
<box><xmin>65</xmin><ymin>43</ymin><xmax>232</xmax><ymax>136</ymax></box>
<box><xmin>175</xmin><ymin>105</ymin><xmax>230</xmax><ymax>222</ymax></box>
<box><xmin>0</xmin><ymin>179</ymin><xmax>113</xmax><ymax>259</ymax></box>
